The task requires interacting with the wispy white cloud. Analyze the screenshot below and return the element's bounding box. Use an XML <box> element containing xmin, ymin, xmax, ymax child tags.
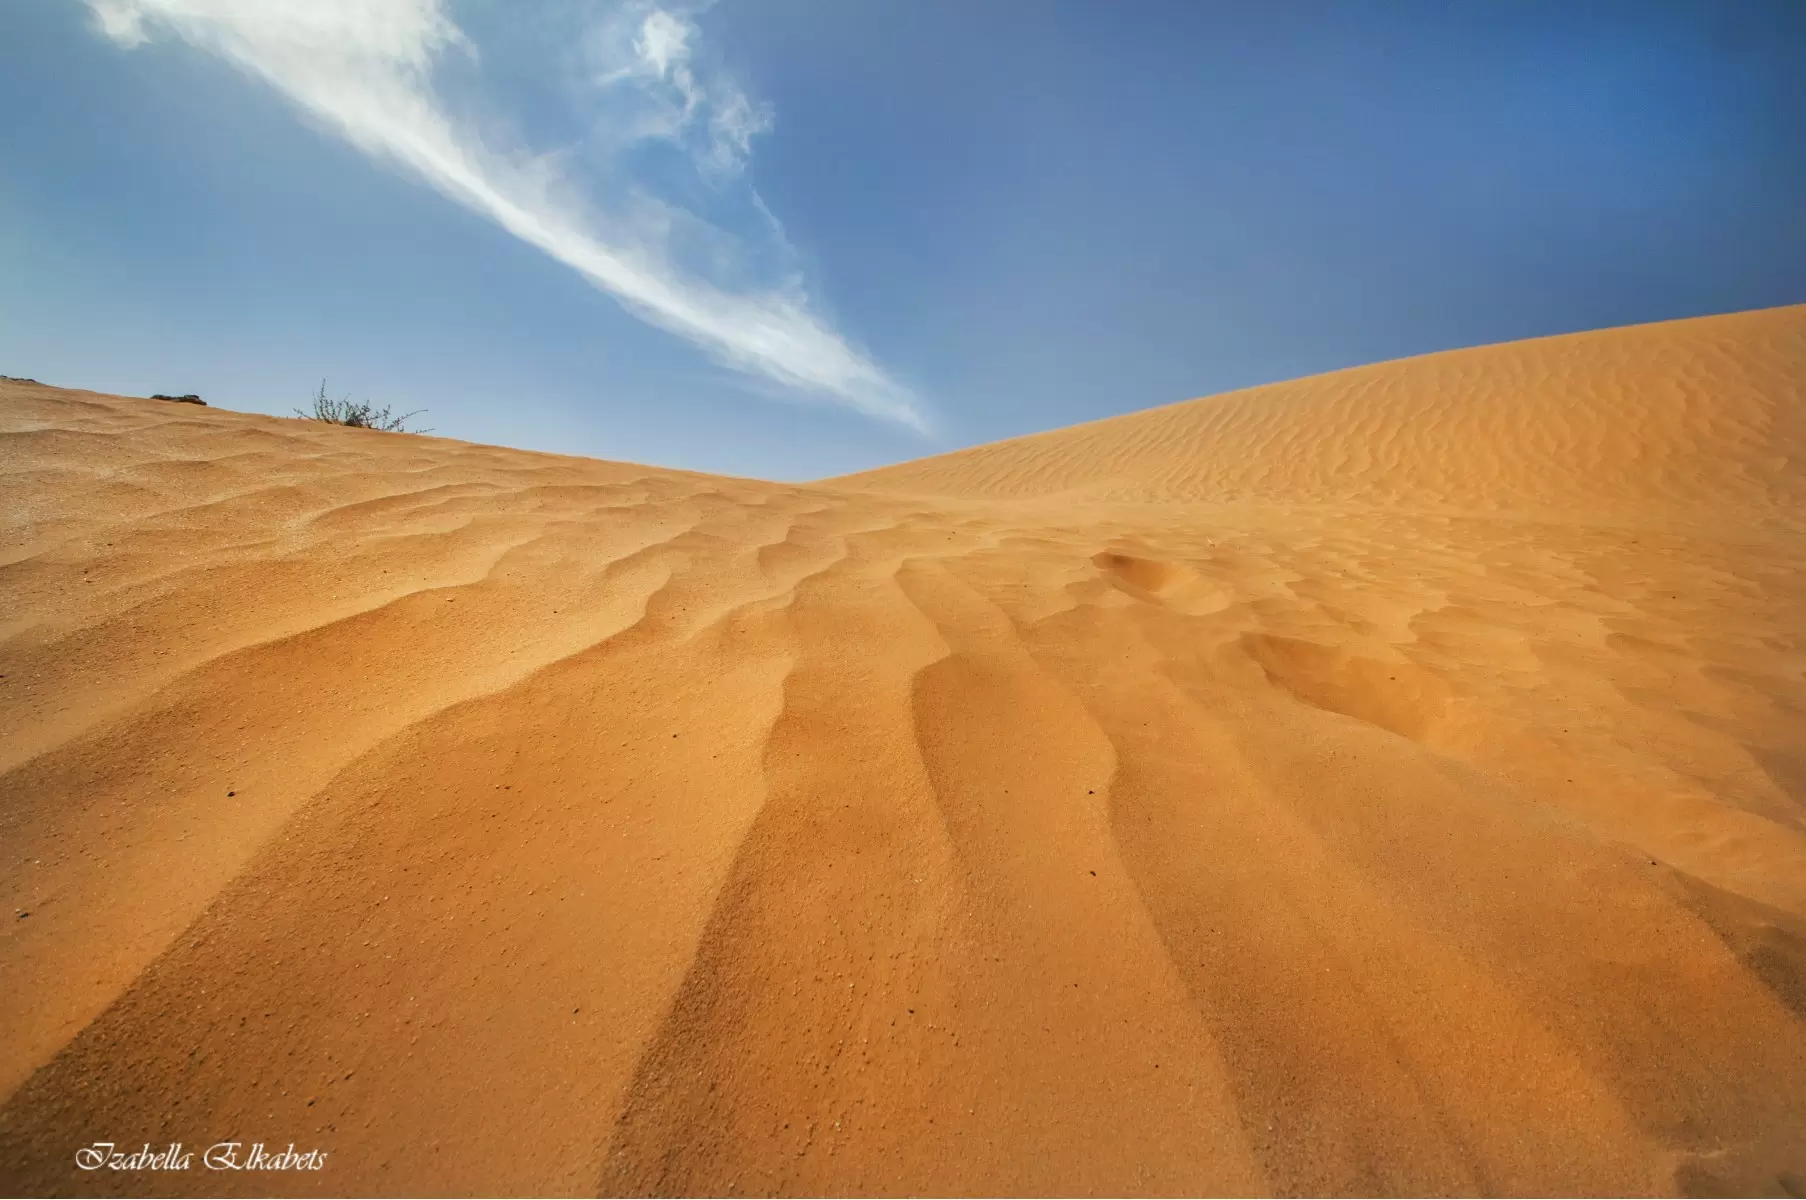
<box><xmin>85</xmin><ymin>0</ymin><xmax>928</xmax><ymax>432</ymax></box>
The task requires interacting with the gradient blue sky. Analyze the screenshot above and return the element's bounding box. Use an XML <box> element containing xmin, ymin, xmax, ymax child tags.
<box><xmin>4</xmin><ymin>1</ymin><xmax>1804</xmax><ymax>480</ymax></box>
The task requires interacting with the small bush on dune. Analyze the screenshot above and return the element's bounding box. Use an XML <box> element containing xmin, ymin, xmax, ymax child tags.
<box><xmin>295</xmin><ymin>380</ymin><xmax>429</xmax><ymax>433</ymax></box>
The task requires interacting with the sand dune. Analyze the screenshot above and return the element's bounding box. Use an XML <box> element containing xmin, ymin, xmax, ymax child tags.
<box><xmin>837</xmin><ymin>305</ymin><xmax>1806</xmax><ymax>519</ymax></box>
<box><xmin>2</xmin><ymin>304</ymin><xmax>1804</xmax><ymax>1196</ymax></box>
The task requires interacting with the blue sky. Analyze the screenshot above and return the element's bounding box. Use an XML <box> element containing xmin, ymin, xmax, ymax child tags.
<box><xmin>3</xmin><ymin>1</ymin><xmax>1803</xmax><ymax>481</ymax></box>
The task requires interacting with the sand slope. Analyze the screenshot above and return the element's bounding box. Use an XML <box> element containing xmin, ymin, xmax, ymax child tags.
<box><xmin>1</xmin><ymin>305</ymin><xmax>1804</xmax><ymax>1196</ymax></box>
<box><xmin>837</xmin><ymin>304</ymin><xmax>1806</xmax><ymax>518</ymax></box>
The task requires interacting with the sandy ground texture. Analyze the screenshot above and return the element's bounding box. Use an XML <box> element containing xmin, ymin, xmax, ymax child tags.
<box><xmin>1</xmin><ymin>304</ymin><xmax>1804</xmax><ymax>1197</ymax></box>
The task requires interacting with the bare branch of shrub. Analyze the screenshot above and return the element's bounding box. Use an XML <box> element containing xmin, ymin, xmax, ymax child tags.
<box><xmin>294</xmin><ymin>380</ymin><xmax>430</xmax><ymax>433</ymax></box>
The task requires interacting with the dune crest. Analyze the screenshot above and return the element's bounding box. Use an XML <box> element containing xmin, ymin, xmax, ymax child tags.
<box><xmin>2</xmin><ymin>305</ymin><xmax>1804</xmax><ymax>1195</ymax></box>
<box><xmin>837</xmin><ymin>304</ymin><xmax>1806</xmax><ymax>518</ymax></box>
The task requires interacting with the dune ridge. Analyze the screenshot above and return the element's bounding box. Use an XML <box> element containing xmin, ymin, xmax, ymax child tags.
<box><xmin>2</xmin><ymin>305</ymin><xmax>1804</xmax><ymax>1195</ymax></box>
<box><xmin>836</xmin><ymin>304</ymin><xmax>1806</xmax><ymax>519</ymax></box>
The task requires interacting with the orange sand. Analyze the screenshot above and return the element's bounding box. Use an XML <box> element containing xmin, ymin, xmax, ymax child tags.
<box><xmin>1</xmin><ymin>304</ymin><xmax>1804</xmax><ymax>1195</ymax></box>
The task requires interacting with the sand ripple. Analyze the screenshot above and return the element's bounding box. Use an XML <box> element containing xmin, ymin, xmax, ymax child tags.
<box><xmin>2</xmin><ymin>306</ymin><xmax>1804</xmax><ymax>1195</ymax></box>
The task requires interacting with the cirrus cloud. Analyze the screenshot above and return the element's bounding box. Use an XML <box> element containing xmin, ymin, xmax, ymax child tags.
<box><xmin>85</xmin><ymin>0</ymin><xmax>929</xmax><ymax>432</ymax></box>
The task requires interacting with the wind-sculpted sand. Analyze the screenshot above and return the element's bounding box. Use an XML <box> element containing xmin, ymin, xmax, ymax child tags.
<box><xmin>2</xmin><ymin>305</ymin><xmax>1804</xmax><ymax>1196</ymax></box>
